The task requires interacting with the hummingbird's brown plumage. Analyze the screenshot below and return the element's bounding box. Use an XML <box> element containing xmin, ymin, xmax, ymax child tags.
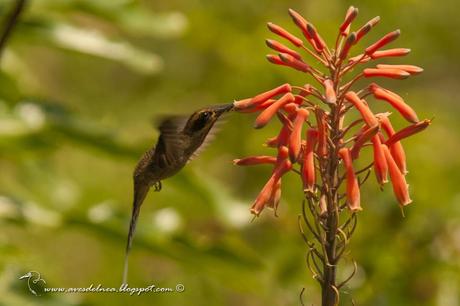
<box><xmin>123</xmin><ymin>103</ymin><xmax>234</xmax><ymax>283</ymax></box>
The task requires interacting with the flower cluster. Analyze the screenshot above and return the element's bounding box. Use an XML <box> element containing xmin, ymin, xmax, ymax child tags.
<box><xmin>233</xmin><ymin>7</ymin><xmax>430</xmax><ymax>216</ymax></box>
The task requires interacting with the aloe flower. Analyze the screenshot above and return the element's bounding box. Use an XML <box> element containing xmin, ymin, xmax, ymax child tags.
<box><xmin>231</xmin><ymin>7</ymin><xmax>429</xmax><ymax>304</ymax></box>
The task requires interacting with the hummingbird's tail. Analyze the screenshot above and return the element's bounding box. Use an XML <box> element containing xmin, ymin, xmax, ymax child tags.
<box><xmin>122</xmin><ymin>183</ymin><xmax>150</xmax><ymax>285</ymax></box>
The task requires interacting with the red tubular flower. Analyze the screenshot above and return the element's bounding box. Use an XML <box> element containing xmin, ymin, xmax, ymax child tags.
<box><xmin>266</xmin><ymin>39</ymin><xmax>302</xmax><ymax>60</ymax></box>
<box><xmin>365</xmin><ymin>29</ymin><xmax>401</xmax><ymax>55</ymax></box>
<box><xmin>302</xmin><ymin>129</ymin><xmax>318</xmax><ymax>192</ymax></box>
<box><xmin>386</xmin><ymin>119</ymin><xmax>432</xmax><ymax>146</ymax></box>
<box><xmin>233</xmin><ymin>7</ymin><xmax>429</xmax><ymax>221</ymax></box>
<box><xmin>345</xmin><ymin>91</ymin><xmax>379</xmax><ymax>126</ymax></box>
<box><xmin>233</xmin><ymin>156</ymin><xmax>277</xmax><ymax>166</ymax></box>
<box><xmin>378</xmin><ymin>115</ymin><xmax>408</xmax><ymax>174</ymax></box>
<box><xmin>363</xmin><ymin>68</ymin><xmax>410</xmax><ymax>79</ymax></box>
<box><xmin>234</xmin><ymin>99</ymin><xmax>276</xmax><ymax>113</ymax></box>
<box><xmin>338</xmin><ymin>148</ymin><xmax>362</xmax><ymax>212</ymax></box>
<box><xmin>251</xmin><ymin>147</ymin><xmax>292</xmax><ymax>216</ymax></box>
<box><xmin>350</xmin><ymin>124</ymin><xmax>379</xmax><ymax>159</ymax></box>
<box><xmin>279</xmin><ymin>53</ymin><xmax>310</xmax><ymax>72</ymax></box>
<box><xmin>254</xmin><ymin>93</ymin><xmax>295</xmax><ymax>129</ymax></box>
<box><xmin>234</xmin><ymin>83</ymin><xmax>291</xmax><ymax>110</ymax></box>
<box><xmin>355</xmin><ymin>16</ymin><xmax>380</xmax><ymax>43</ymax></box>
<box><xmin>376</xmin><ymin>64</ymin><xmax>424</xmax><ymax>75</ymax></box>
<box><xmin>339</xmin><ymin>32</ymin><xmax>357</xmax><ymax>61</ymax></box>
<box><xmin>315</xmin><ymin>109</ymin><xmax>328</xmax><ymax>157</ymax></box>
<box><xmin>287</xmin><ymin>9</ymin><xmax>322</xmax><ymax>53</ymax></box>
<box><xmin>323</xmin><ymin>79</ymin><xmax>337</xmax><ymax>104</ymax></box>
<box><xmin>306</xmin><ymin>23</ymin><xmax>326</xmax><ymax>52</ymax></box>
<box><xmin>371</xmin><ymin>135</ymin><xmax>388</xmax><ymax>185</ymax></box>
<box><xmin>283</xmin><ymin>102</ymin><xmax>299</xmax><ymax>114</ymax></box>
<box><xmin>267</xmin><ymin>22</ymin><xmax>303</xmax><ymax>47</ymax></box>
<box><xmin>267</xmin><ymin>180</ymin><xmax>282</xmax><ymax>213</ymax></box>
<box><xmin>381</xmin><ymin>144</ymin><xmax>412</xmax><ymax>206</ymax></box>
<box><xmin>289</xmin><ymin>108</ymin><xmax>310</xmax><ymax>161</ymax></box>
<box><xmin>348</xmin><ymin>53</ymin><xmax>371</xmax><ymax>64</ymax></box>
<box><xmin>266</xmin><ymin>54</ymin><xmax>288</xmax><ymax>67</ymax></box>
<box><xmin>371</xmin><ymin>48</ymin><xmax>411</xmax><ymax>59</ymax></box>
<box><xmin>339</xmin><ymin>6</ymin><xmax>358</xmax><ymax>36</ymax></box>
<box><xmin>369</xmin><ymin>83</ymin><xmax>419</xmax><ymax>123</ymax></box>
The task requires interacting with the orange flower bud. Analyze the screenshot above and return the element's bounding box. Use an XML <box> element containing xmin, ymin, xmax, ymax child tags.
<box><xmin>355</xmin><ymin>16</ymin><xmax>380</xmax><ymax>43</ymax></box>
<box><xmin>289</xmin><ymin>108</ymin><xmax>310</xmax><ymax>161</ymax></box>
<box><xmin>287</xmin><ymin>9</ymin><xmax>322</xmax><ymax>53</ymax></box>
<box><xmin>363</xmin><ymin>68</ymin><xmax>410</xmax><ymax>79</ymax></box>
<box><xmin>338</xmin><ymin>148</ymin><xmax>362</xmax><ymax>212</ymax></box>
<box><xmin>266</xmin><ymin>39</ymin><xmax>302</xmax><ymax>60</ymax></box>
<box><xmin>339</xmin><ymin>32</ymin><xmax>357</xmax><ymax>60</ymax></box>
<box><xmin>254</xmin><ymin>93</ymin><xmax>295</xmax><ymax>129</ymax></box>
<box><xmin>267</xmin><ymin>22</ymin><xmax>303</xmax><ymax>47</ymax></box>
<box><xmin>345</xmin><ymin>91</ymin><xmax>379</xmax><ymax>126</ymax></box>
<box><xmin>288</xmin><ymin>8</ymin><xmax>310</xmax><ymax>39</ymax></box>
<box><xmin>279</xmin><ymin>53</ymin><xmax>310</xmax><ymax>72</ymax></box>
<box><xmin>376</xmin><ymin>64</ymin><xmax>423</xmax><ymax>75</ymax></box>
<box><xmin>350</xmin><ymin>124</ymin><xmax>379</xmax><ymax>159</ymax></box>
<box><xmin>371</xmin><ymin>135</ymin><xmax>388</xmax><ymax>185</ymax></box>
<box><xmin>323</xmin><ymin>79</ymin><xmax>337</xmax><ymax>104</ymax></box>
<box><xmin>234</xmin><ymin>99</ymin><xmax>276</xmax><ymax>112</ymax></box>
<box><xmin>306</xmin><ymin>23</ymin><xmax>326</xmax><ymax>51</ymax></box>
<box><xmin>381</xmin><ymin>144</ymin><xmax>412</xmax><ymax>206</ymax></box>
<box><xmin>234</xmin><ymin>83</ymin><xmax>291</xmax><ymax>110</ymax></box>
<box><xmin>386</xmin><ymin>119</ymin><xmax>431</xmax><ymax>146</ymax></box>
<box><xmin>315</xmin><ymin>109</ymin><xmax>328</xmax><ymax>157</ymax></box>
<box><xmin>348</xmin><ymin>53</ymin><xmax>371</xmax><ymax>64</ymax></box>
<box><xmin>369</xmin><ymin>83</ymin><xmax>419</xmax><ymax>123</ymax></box>
<box><xmin>339</xmin><ymin>6</ymin><xmax>358</xmax><ymax>36</ymax></box>
<box><xmin>283</xmin><ymin>102</ymin><xmax>299</xmax><ymax>114</ymax></box>
<box><xmin>370</xmin><ymin>48</ymin><xmax>411</xmax><ymax>59</ymax></box>
<box><xmin>365</xmin><ymin>29</ymin><xmax>400</xmax><ymax>55</ymax></box>
<box><xmin>266</xmin><ymin>54</ymin><xmax>287</xmax><ymax>66</ymax></box>
<box><xmin>302</xmin><ymin>129</ymin><xmax>318</xmax><ymax>192</ymax></box>
<box><xmin>378</xmin><ymin>115</ymin><xmax>408</xmax><ymax>174</ymax></box>
<box><xmin>233</xmin><ymin>156</ymin><xmax>277</xmax><ymax>166</ymax></box>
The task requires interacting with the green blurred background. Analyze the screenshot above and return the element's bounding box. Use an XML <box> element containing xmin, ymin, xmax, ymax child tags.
<box><xmin>0</xmin><ymin>0</ymin><xmax>458</xmax><ymax>305</ymax></box>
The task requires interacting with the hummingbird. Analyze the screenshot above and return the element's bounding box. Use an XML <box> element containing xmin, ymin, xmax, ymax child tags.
<box><xmin>123</xmin><ymin>103</ymin><xmax>234</xmax><ymax>283</ymax></box>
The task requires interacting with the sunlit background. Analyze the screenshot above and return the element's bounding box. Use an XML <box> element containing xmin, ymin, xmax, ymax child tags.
<box><xmin>0</xmin><ymin>0</ymin><xmax>459</xmax><ymax>305</ymax></box>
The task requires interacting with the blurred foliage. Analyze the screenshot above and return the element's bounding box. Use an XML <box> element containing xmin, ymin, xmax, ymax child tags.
<box><xmin>0</xmin><ymin>0</ymin><xmax>458</xmax><ymax>305</ymax></box>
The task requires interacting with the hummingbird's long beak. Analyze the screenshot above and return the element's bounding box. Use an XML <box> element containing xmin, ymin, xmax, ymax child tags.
<box><xmin>212</xmin><ymin>103</ymin><xmax>234</xmax><ymax>116</ymax></box>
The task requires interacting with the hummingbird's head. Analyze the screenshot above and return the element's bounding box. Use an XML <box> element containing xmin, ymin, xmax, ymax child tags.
<box><xmin>183</xmin><ymin>103</ymin><xmax>233</xmax><ymax>137</ymax></box>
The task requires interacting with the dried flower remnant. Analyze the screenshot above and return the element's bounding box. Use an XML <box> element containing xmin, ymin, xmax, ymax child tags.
<box><xmin>231</xmin><ymin>6</ymin><xmax>429</xmax><ymax>305</ymax></box>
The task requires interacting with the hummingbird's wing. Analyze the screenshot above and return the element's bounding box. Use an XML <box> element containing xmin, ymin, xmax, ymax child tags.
<box><xmin>156</xmin><ymin>116</ymin><xmax>188</xmax><ymax>159</ymax></box>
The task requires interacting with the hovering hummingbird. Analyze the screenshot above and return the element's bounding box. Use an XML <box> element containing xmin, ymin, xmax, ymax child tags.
<box><xmin>123</xmin><ymin>103</ymin><xmax>234</xmax><ymax>283</ymax></box>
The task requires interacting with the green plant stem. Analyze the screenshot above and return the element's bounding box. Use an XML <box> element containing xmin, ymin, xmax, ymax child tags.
<box><xmin>0</xmin><ymin>0</ymin><xmax>27</xmax><ymax>62</ymax></box>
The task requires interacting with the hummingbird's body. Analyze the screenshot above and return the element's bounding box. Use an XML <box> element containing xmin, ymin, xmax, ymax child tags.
<box><xmin>123</xmin><ymin>103</ymin><xmax>233</xmax><ymax>283</ymax></box>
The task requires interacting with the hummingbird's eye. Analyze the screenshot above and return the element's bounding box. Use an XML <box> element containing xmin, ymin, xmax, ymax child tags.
<box><xmin>200</xmin><ymin>111</ymin><xmax>212</xmax><ymax>119</ymax></box>
<box><xmin>189</xmin><ymin>111</ymin><xmax>213</xmax><ymax>132</ymax></box>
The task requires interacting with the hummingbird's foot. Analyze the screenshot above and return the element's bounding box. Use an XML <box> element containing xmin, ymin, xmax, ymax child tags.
<box><xmin>154</xmin><ymin>181</ymin><xmax>162</xmax><ymax>192</ymax></box>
